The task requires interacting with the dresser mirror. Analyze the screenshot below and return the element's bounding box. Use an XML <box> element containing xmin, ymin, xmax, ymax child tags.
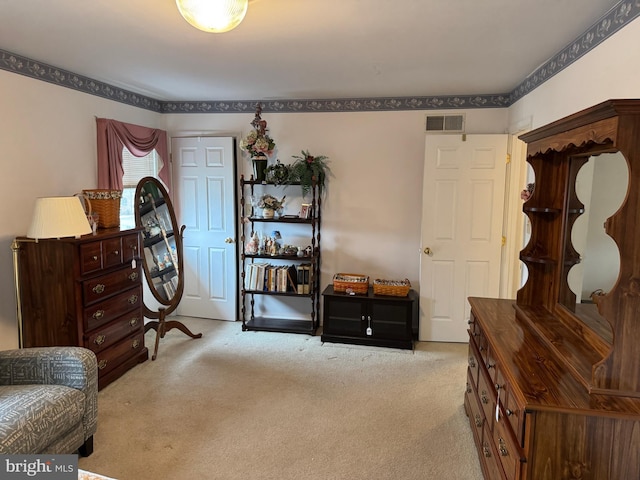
<box><xmin>566</xmin><ymin>152</ymin><xmax>627</xmax><ymax>302</ymax></box>
<box><xmin>135</xmin><ymin>176</ymin><xmax>202</xmax><ymax>360</ymax></box>
<box><xmin>557</xmin><ymin>151</ymin><xmax>628</xmax><ymax>342</ymax></box>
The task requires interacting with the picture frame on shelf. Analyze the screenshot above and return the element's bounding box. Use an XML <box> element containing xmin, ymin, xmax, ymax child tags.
<box><xmin>300</xmin><ymin>203</ymin><xmax>312</xmax><ymax>219</ymax></box>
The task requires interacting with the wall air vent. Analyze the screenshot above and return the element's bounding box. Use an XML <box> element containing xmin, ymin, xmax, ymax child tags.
<box><xmin>425</xmin><ymin>114</ymin><xmax>465</xmax><ymax>133</ymax></box>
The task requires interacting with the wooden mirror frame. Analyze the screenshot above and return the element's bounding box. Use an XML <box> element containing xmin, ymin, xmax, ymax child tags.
<box><xmin>134</xmin><ymin>176</ymin><xmax>201</xmax><ymax>360</ymax></box>
<box><xmin>518</xmin><ymin>99</ymin><xmax>640</xmax><ymax>397</ymax></box>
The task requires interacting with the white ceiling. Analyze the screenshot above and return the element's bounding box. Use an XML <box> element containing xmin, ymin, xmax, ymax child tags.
<box><xmin>0</xmin><ymin>0</ymin><xmax>623</xmax><ymax>102</ymax></box>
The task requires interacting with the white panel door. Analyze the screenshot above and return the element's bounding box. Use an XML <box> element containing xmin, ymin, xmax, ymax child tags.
<box><xmin>172</xmin><ymin>136</ymin><xmax>237</xmax><ymax>321</ymax></box>
<box><xmin>420</xmin><ymin>134</ymin><xmax>508</xmax><ymax>342</ymax></box>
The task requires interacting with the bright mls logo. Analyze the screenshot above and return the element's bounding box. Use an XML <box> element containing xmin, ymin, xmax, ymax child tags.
<box><xmin>0</xmin><ymin>455</ymin><xmax>77</xmax><ymax>479</ymax></box>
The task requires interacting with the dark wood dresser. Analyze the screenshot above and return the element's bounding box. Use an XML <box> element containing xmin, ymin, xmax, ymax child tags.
<box><xmin>464</xmin><ymin>100</ymin><xmax>640</xmax><ymax>479</ymax></box>
<box><xmin>16</xmin><ymin>227</ymin><xmax>148</xmax><ymax>389</ymax></box>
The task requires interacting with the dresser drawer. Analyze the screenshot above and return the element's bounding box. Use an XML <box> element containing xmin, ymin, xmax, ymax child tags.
<box><xmin>84</xmin><ymin>286</ymin><xmax>142</xmax><ymax>331</ymax></box>
<box><xmin>80</xmin><ymin>241</ymin><xmax>103</xmax><ymax>275</ymax></box>
<box><xmin>496</xmin><ymin>367</ymin><xmax>525</xmax><ymax>444</ymax></box>
<box><xmin>478</xmin><ymin>365</ymin><xmax>496</xmax><ymax>433</ymax></box>
<box><xmin>465</xmin><ymin>371</ymin><xmax>484</xmax><ymax>444</ymax></box>
<box><xmin>492</xmin><ymin>412</ymin><xmax>524</xmax><ymax>480</ymax></box>
<box><xmin>102</xmin><ymin>236</ymin><xmax>123</xmax><ymax>269</ymax></box>
<box><xmin>83</xmin><ymin>266</ymin><xmax>141</xmax><ymax>305</ymax></box>
<box><xmin>121</xmin><ymin>233</ymin><xmax>140</xmax><ymax>264</ymax></box>
<box><xmin>481</xmin><ymin>425</ymin><xmax>507</xmax><ymax>480</ymax></box>
<box><xmin>86</xmin><ymin>311</ymin><xmax>143</xmax><ymax>353</ymax></box>
<box><xmin>468</xmin><ymin>338</ymin><xmax>481</xmax><ymax>390</ymax></box>
<box><xmin>95</xmin><ymin>330</ymin><xmax>145</xmax><ymax>376</ymax></box>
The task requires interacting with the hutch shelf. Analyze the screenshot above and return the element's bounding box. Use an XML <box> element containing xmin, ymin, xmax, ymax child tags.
<box><xmin>239</xmin><ymin>176</ymin><xmax>321</xmax><ymax>335</ymax></box>
<box><xmin>464</xmin><ymin>99</ymin><xmax>640</xmax><ymax>480</ymax></box>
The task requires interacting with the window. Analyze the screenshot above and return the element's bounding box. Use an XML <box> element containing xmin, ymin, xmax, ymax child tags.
<box><xmin>120</xmin><ymin>147</ymin><xmax>161</xmax><ymax>229</ymax></box>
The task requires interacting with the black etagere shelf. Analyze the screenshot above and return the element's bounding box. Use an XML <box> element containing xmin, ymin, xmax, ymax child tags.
<box><xmin>238</xmin><ymin>175</ymin><xmax>321</xmax><ymax>335</ymax></box>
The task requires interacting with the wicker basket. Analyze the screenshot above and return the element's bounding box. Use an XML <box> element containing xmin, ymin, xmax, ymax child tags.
<box><xmin>373</xmin><ymin>278</ymin><xmax>411</xmax><ymax>297</ymax></box>
<box><xmin>82</xmin><ymin>189</ymin><xmax>122</xmax><ymax>228</ymax></box>
<box><xmin>333</xmin><ymin>273</ymin><xmax>369</xmax><ymax>295</ymax></box>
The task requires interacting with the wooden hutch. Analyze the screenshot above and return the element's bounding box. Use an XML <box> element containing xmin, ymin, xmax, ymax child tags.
<box><xmin>464</xmin><ymin>100</ymin><xmax>640</xmax><ymax>480</ymax></box>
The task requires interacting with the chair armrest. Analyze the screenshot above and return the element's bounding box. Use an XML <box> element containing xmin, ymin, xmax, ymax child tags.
<box><xmin>0</xmin><ymin>347</ymin><xmax>98</xmax><ymax>436</ymax></box>
<box><xmin>0</xmin><ymin>346</ymin><xmax>97</xmax><ymax>390</ymax></box>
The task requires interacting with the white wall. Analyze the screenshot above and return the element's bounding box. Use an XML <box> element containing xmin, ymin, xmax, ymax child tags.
<box><xmin>164</xmin><ymin>109</ymin><xmax>507</xmax><ymax>316</ymax></box>
<box><xmin>0</xmin><ymin>72</ymin><xmax>506</xmax><ymax>349</ymax></box>
<box><xmin>0</xmin><ymin>71</ymin><xmax>162</xmax><ymax>349</ymax></box>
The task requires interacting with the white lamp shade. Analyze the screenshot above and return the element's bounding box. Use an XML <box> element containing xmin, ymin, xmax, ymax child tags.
<box><xmin>176</xmin><ymin>0</ymin><xmax>248</xmax><ymax>33</ymax></box>
<box><xmin>27</xmin><ymin>197</ymin><xmax>92</xmax><ymax>239</ymax></box>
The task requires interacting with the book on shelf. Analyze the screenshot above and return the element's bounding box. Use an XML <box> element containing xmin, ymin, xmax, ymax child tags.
<box><xmin>295</xmin><ymin>263</ymin><xmax>313</xmax><ymax>294</ymax></box>
<box><xmin>246</xmin><ymin>263</ymin><xmax>304</xmax><ymax>293</ymax></box>
<box><xmin>286</xmin><ymin>265</ymin><xmax>298</xmax><ymax>293</ymax></box>
<box><xmin>163</xmin><ymin>279</ymin><xmax>175</xmax><ymax>299</ymax></box>
<box><xmin>303</xmin><ymin>263</ymin><xmax>313</xmax><ymax>294</ymax></box>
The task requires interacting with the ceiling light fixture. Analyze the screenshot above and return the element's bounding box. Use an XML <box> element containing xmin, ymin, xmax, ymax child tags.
<box><xmin>176</xmin><ymin>0</ymin><xmax>249</xmax><ymax>33</ymax></box>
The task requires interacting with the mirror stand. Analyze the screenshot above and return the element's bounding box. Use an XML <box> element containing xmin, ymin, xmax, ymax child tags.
<box><xmin>135</xmin><ymin>177</ymin><xmax>202</xmax><ymax>360</ymax></box>
<box><xmin>144</xmin><ymin>307</ymin><xmax>203</xmax><ymax>362</ymax></box>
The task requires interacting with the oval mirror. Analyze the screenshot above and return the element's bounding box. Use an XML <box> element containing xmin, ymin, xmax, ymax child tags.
<box><xmin>134</xmin><ymin>176</ymin><xmax>201</xmax><ymax>359</ymax></box>
<box><xmin>136</xmin><ymin>177</ymin><xmax>183</xmax><ymax>305</ymax></box>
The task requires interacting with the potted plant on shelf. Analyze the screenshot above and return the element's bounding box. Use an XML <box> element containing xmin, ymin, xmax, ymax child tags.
<box><xmin>287</xmin><ymin>150</ymin><xmax>333</xmax><ymax>196</ymax></box>
<box><xmin>240</xmin><ymin>103</ymin><xmax>276</xmax><ymax>183</ymax></box>
<box><xmin>258</xmin><ymin>194</ymin><xmax>285</xmax><ymax>219</ymax></box>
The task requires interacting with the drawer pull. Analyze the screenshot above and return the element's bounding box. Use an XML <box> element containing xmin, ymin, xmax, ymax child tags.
<box><xmin>94</xmin><ymin>334</ymin><xmax>106</xmax><ymax>345</ymax></box>
<box><xmin>132</xmin><ymin>339</ymin><xmax>141</xmax><ymax>349</ymax></box>
<box><xmin>129</xmin><ymin>317</ymin><xmax>139</xmax><ymax>327</ymax></box>
<box><xmin>486</xmin><ymin>362</ymin><xmax>494</xmax><ymax>369</ymax></box>
<box><xmin>506</xmin><ymin>408</ymin><xmax>514</xmax><ymax>417</ymax></box>
<box><xmin>474</xmin><ymin>414</ymin><xmax>482</xmax><ymax>427</ymax></box>
<box><xmin>481</xmin><ymin>391</ymin><xmax>489</xmax><ymax>404</ymax></box>
<box><xmin>128</xmin><ymin>272</ymin><xmax>139</xmax><ymax>281</ymax></box>
<box><xmin>499</xmin><ymin>438</ymin><xmax>508</xmax><ymax>456</ymax></box>
<box><xmin>93</xmin><ymin>255</ymin><xmax>98</xmax><ymax>261</ymax></box>
<box><xmin>92</xmin><ymin>284</ymin><xmax>105</xmax><ymax>294</ymax></box>
<box><xmin>114</xmin><ymin>250</ymin><xmax>119</xmax><ymax>255</ymax></box>
<box><xmin>468</xmin><ymin>356</ymin><xmax>476</xmax><ymax>368</ymax></box>
<box><xmin>483</xmin><ymin>445</ymin><xmax>492</xmax><ymax>458</ymax></box>
<box><xmin>128</xmin><ymin>294</ymin><xmax>139</xmax><ymax>304</ymax></box>
<box><xmin>98</xmin><ymin>359</ymin><xmax>108</xmax><ymax>370</ymax></box>
<box><xmin>92</xmin><ymin>310</ymin><xmax>105</xmax><ymax>320</ymax></box>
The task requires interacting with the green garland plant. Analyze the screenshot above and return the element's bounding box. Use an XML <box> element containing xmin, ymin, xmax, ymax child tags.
<box><xmin>287</xmin><ymin>150</ymin><xmax>333</xmax><ymax>197</ymax></box>
<box><xmin>265</xmin><ymin>160</ymin><xmax>289</xmax><ymax>185</ymax></box>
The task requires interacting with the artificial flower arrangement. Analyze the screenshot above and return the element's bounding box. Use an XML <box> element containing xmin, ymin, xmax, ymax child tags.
<box><xmin>239</xmin><ymin>103</ymin><xmax>276</xmax><ymax>158</ymax></box>
<box><xmin>258</xmin><ymin>194</ymin><xmax>285</xmax><ymax>211</ymax></box>
<box><xmin>240</xmin><ymin>129</ymin><xmax>276</xmax><ymax>158</ymax></box>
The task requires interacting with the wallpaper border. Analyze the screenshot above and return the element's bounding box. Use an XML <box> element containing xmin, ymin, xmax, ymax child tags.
<box><xmin>1</xmin><ymin>1</ymin><xmax>638</xmax><ymax>113</ymax></box>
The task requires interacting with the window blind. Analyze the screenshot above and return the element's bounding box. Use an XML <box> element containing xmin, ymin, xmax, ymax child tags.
<box><xmin>122</xmin><ymin>148</ymin><xmax>159</xmax><ymax>187</ymax></box>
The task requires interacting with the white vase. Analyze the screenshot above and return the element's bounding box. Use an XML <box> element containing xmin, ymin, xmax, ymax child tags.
<box><xmin>262</xmin><ymin>208</ymin><xmax>275</xmax><ymax>219</ymax></box>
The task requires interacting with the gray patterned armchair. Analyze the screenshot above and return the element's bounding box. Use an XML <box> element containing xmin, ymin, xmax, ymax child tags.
<box><xmin>0</xmin><ymin>346</ymin><xmax>98</xmax><ymax>456</ymax></box>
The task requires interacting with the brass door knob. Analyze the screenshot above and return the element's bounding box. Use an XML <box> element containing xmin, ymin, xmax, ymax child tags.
<box><xmin>225</xmin><ymin>237</ymin><xmax>235</xmax><ymax>243</ymax></box>
<box><xmin>423</xmin><ymin>247</ymin><xmax>433</xmax><ymax>256</ymax></box>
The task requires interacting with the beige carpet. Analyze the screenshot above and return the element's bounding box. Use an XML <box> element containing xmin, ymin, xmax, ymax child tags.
<box><xmin>78</xmin><ymin>317</ymin><xmax>483</xmax><ymax>480</ymax></box>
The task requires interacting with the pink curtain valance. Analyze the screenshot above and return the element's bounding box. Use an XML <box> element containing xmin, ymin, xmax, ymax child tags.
<box><xmin>96</xmin><ymin>118</ymin><xmax>170</xmax><ymax>191</ymax></box>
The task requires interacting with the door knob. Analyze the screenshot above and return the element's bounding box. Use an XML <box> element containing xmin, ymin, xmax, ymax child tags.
<box><xmin>225</xmin><ymin>237</ymin><xmax>235</xmax><ymax>243</ymax></box>
<box><xmin>423</xmin><ymin>247</ymin><xmax>433</xmax><ymax>256</ymax></box>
